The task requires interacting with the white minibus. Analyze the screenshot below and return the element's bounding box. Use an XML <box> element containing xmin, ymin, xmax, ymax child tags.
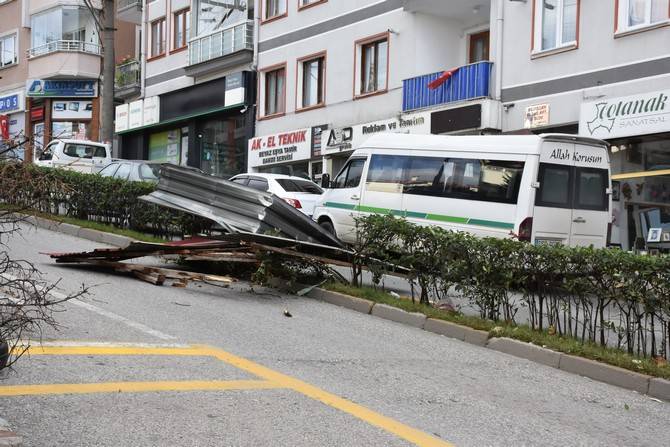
<box><xmin>313</xmin><ymin>133</ymin><xmax>611</xmax><ymax>248</ymax></box>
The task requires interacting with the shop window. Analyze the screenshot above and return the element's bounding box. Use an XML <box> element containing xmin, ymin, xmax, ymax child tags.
<box><xmin>263</xmin><ymin>66</ymin><xmax>286</xmax><ymax>116</ymax></box>
<box><xmin>0</xmin><ymin>34</ymin><xmax>17</xmax><ymax>68</ymax></box>
<box><xmin>52</xmin><ymin>122</ymin><xmax>90</xmax><ymax>140</ymax></box>
<box><xmin>356</xmin><ymin>37</ymin><xmax>388</xmax><ymax>96</ymax></box>
<box><xmin>618</xmin><ymin>0</ymin><xmax>669</xmax><ymax>31</ymax></box>
<box><xmin>198</xmin><ymin>116</ymin><xmax>246</xmax><ymax>178</ymax></box>
<box><xmin>299</xmin><ymin>55</ymin><xmax>325</xmax><ymax>109</ymax></box>
<box><xmin>150</xmin><ymin>18</ymin><xmax>166</xmax><ymax>58</ymax></box>
<box><xmin>533</xmin><ymin>0</ymin><xmax>578</xmax><ymax>52</ymax></box>
<box><xmin>264</xmin><ymin>0</ymin><xmax>287</xmax><ymax>20</ymax></box>
<box><xmin>173</xmin><ymin>9</ymin><xmax>190</xmax><ymax>50</ymax></box>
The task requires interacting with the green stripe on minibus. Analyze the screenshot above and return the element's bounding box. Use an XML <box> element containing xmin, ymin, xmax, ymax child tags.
<box><xmin>324</xmin><ymin>202</ymin><xmax>513</xmax><ymax>230</ymax></box>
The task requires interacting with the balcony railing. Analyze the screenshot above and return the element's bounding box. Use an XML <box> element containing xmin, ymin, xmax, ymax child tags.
<box><xmin>402</xmin><ymin>61</ymin><xmax>493</xmax><ymax>112</ymax></box>
<box><xmin>115</xmin><ymin>60</ymin><xmax>140</xmax><ymax>90</ymax></box>
<box><xmin>189</xmin><ymin>21</ymin><xmax>253</xmax><ymax>66</ymax></box>
<box><xmin>27</xmin><ymin>40</ymin><xmax>102</xmax><ymax>59</ymax></box>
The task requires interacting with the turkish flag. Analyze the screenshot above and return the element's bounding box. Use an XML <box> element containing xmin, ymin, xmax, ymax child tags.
<box><xmin>427</xmin><ymin>68</ymin><xmax>458</xmax><ymax>90</ymax></box>
<box><xmin>0</xmin><ymin>115</ymin><xmax>9</xmax><ymax>140</ymax></box>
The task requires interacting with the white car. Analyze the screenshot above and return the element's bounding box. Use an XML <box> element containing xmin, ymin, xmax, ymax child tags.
<box><xmin>34</xmin><ymin>139</ymin><xmax>111</xmax><ymax>173</ymax></box>
<box><xmin>230</xmin><ymin>173</ymin><xmax>324</xmax><ymax>216</ymax></box>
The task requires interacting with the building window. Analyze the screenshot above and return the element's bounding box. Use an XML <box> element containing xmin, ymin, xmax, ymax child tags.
<box><xmin>618</xmin><ymin>0</ymin><xmax>669</xmax><ymax>31</ymax></box>
<box><xmin>299</xmin><ymin>0</ymin><xmax>327</xmax><ymax>9</ymax></box>
<box><xmin>300</xmin><ymin>55</ymin><xmax>325</xmax><ymax>109</ymax></box>
<box><xmin>150</xmin><ymin>18</ymin><xmax>166</xmax><ymax>58</ymax></box>
<box><xmin>196</xmin><ymin>0</ymin><xmax>246</xmax><ymax>36</ymax></box>
<box><xmin>264</xmin><ymin>0</ymin><xmax>287</xmax><ymax>20</ymax></box>
<box><xmin>174</xmin><ymin>9</ymin><xmax>190</xmax><ymax>50</ymax></box>
<box><xmin>264</xmin><ymin>66</ymin><xmax>286</xmax><ymax>116</ymax></box>
<box><xmin>0</xmin><ymin>34</ymin><xmax>17</xmax><ymax>68</ymax></box>
<box><xmin>533</xmin><ymin>0</ymin><xmax>578</xmax><ymax>52</ymax></box>
<box><xmin>30</xmin><ymin>6</ymin><xmax>97</xmax><ymax>55</ymax></box>
<box><xmin>358</xmin><ymin>37</ymin><xmax>388</xmax><ymax>95</ymax></box>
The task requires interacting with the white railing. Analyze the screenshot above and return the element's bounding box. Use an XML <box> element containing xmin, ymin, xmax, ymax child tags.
<box><xmin>115</xmin><ymin>60</ymin><xmax>141</xmax><ymax>90</ymax></box>
<box><xmin>27</xmin><ymin>40</ymin><xmax>102</xmax><ymax>59</ymax></box>
<box><xmin>189</xmin><ymin>20</ymin><xmax>253</xmax><ymax>66</ymax></box>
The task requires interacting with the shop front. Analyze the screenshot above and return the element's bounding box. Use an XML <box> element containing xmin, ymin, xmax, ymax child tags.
<box><xmin>248</xmin><ymin>128</ymin><xmax>311</xmax><ymax>178</ymax></box>
<box><xmin>321</xmin><ymin>110</ymin><xmax>432</xmax><ymax>177</ymax></box>
<box><xmin>116</xmin><ymin>72</ymin><xmax>254</xmax><ymax>178</ymax></box>
<box><xmin>25</xmin><ymin>79</ymin><xmax>99</xmax><ymax>159</ymax></box>
<box><xmin>0</xmin><ymin>90</ymin><xmax>26</xmax><ymax>160</ymax></box>
<box><xmin>579</xmin><ymin>89</ymin><xmax>670</xmax><ymax>250</ymax></box>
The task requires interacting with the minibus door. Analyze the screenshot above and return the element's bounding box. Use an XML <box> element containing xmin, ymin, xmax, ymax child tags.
<box><xmin>533</xmin><ymin>142</ymin><xmax>575</xmax><ymax>245</ymax></box>
<box><xmin>360</xmin><ymin>154</ymin><xmax>405</xmax><ymax>221</ymax></box>
<box><xmin>326</xmin><ymin>157</ymin><xmax>366</xmax><ymax>242</ymax></box>
<box><xmin>569</xmin><ymin>146</ymin><xmax>610</xmax><ymax>248</ymax></box>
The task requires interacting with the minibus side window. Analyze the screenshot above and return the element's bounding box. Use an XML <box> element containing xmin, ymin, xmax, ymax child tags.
<box><xmin>367</xmin><ymin>155</ymin><xmax>407</xmax><ymax>183</ymax></box>
<box><xmin>536</xmin><ymin>163</ymin><xmax>571</xmax><ymax>208</ymax></box>
<box><xmin>575</xmin><ymin>168</ymin><xmax>608</xmax><ymax>211</ymax></box>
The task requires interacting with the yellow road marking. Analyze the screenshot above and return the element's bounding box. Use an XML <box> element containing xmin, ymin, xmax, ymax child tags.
<box><xmin>0</xmin><ymin>380</ymin><xmax>281</xmax><ymax>396</ymax></box>
<box><xmin>17</xmin><ymin>345</ymin><xmax>204</xmax><ymax>357</ymax></box>
<box><xmin>195</xmin><ymin>345</ymin><xmax>454</xmax><ymax>447</ymax></box>
<box><xmin>11</xmin><ymin>343</ymin><xmax>454</xmax><ymax>446</ymax></box>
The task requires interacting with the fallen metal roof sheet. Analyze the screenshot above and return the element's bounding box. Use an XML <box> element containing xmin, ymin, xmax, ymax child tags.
<box><xmin>140</xmin><ymin>165</ymin><xmax>345</xmax><ymax>248</ymax></box>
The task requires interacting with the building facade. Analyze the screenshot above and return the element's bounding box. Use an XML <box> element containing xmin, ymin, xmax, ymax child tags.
<box><xmin>0</xmin><ymin>0</ymin><xmax>136</xmax><ymax>160</ymax></box>
<box><xmin>500</xmin><ymin>0</ymin><xmax>670</xmax><ymax>249</ymax></box>
<box><xmin>115</xmin><ymin>0</ymin><xmax>256</xmax><ymax>178</ymax></box>
<box><xmin>252</xmin><ymin>0</ymin><xmax>504</xmax><ymax>181</ymax></box>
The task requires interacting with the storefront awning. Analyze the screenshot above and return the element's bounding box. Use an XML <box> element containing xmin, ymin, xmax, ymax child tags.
<box><xmin>116</xmin><ymin>104</ymin><xmax>243</xmax><ymax>135</ymax></box>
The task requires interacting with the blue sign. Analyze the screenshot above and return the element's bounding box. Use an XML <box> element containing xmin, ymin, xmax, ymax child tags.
<box><xmin>26</xmin><ymin>79</ymin><xmax>98</xmax><ymax>98</ymax></box>
<box><xmin>0</xmin><ymin>94</ymin><xmax>20</xmax><ymax>113</ymax></box>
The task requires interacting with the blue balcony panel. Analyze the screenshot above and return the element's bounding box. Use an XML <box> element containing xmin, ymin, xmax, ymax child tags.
<box><xmin>403</xmin><ymin>61</ymin><xmax>493</xmax><ymax>112</ymax></box>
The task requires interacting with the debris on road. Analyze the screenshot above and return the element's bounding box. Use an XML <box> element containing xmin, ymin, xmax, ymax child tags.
<box><xmin>139</xmin><ymin>165</ymin><xmax>344</xmax><ymax>248</ymax></box>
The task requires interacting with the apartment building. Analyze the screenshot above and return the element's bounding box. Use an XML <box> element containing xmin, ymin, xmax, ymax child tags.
<box><xmin>251</xmin><ymin>0</ymin><xmax>504</xmax><ymax>180</ymax></box>
<box><xmin>0</xmin><ymin>0</ymin><xmax>135</xmax><ymax>160</ymax></box>
<box><xmin>114</xmin><ymin>0</ymin><xmax>256</xmax><ymax>178</ymax></box>
<box><xmin>499</xmin><ymin>0</ymin><xmax>670</xmax><ymax>249</ymax></box>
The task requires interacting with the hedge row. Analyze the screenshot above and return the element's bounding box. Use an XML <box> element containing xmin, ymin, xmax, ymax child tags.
<box><xmin>0</xmin><ymin>162</ymin><xmax>211</xmax><ymax>238</ymax></box>
<box><xmin>354</xmin><ymin>214</ymin><xmax>670</xmax><ymax>360</ymax></box>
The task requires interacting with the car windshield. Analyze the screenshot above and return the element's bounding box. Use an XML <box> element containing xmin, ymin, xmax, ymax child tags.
<box><xmin>276</xmin><ymin>179</ymin><xmax>323</xmax><ymax>194</ymax></box>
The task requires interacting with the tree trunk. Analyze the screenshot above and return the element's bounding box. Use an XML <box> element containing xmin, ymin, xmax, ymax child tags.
<box><xmin>100</xmin><ymin>0</ymin><xmax>116</xmax><ymax>144</ymax></box>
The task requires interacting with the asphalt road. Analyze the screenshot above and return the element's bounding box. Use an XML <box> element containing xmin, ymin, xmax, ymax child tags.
<box><xmin>0</xmin><ymin>225</ymin><xmax>668</xmax><ymax>447</ymax></box>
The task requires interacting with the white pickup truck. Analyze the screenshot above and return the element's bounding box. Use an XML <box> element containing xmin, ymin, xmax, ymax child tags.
<box><xmin>34</xmin><ymin>139</ymin><xmax>112</xmax><ymax>173</ymax></box>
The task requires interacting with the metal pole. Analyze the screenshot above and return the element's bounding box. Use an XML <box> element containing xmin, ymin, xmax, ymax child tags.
<box><xmin>100</xmin><ymin>0</ymin><xmax>116</xmax><ymax>144</ymax></box>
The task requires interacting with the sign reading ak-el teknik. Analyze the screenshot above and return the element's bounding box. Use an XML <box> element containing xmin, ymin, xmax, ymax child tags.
<box><xmin>26</xmin><ymin>79</ymin><xmax>98</xmax><ymax>98</ymax></box>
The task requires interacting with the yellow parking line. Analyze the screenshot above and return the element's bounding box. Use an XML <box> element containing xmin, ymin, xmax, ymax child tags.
<box><xmin>196</xmin><ymin>345</ymin><xmax>454</xmax><ymax>447</ymax></box>
<box><xmin>17</xmin><ymin>345</ymin><xmax>204</xmax><ymax>357</ymax></box>
<box><xmin>0</xmin><ymin>380</ymin><xmax>282</xmax><ymax>397</ymax></box>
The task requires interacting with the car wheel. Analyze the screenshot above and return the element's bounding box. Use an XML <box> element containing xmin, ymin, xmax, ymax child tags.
<box><xmin>319</xmin><ymin>220</ymin><xmax>336</xmax><ymax>236</ymax></box>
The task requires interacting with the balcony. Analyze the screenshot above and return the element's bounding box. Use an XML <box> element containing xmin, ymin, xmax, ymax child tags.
<box><xmin>402</xmin><ymin>61</ymin><xmax>493</xmax><ymax>112</ymax></box>
<box><xmin>27</xmin><ymin>40</ymin><xmax>102</xmax><ymax>79</ymax></box>
<box><xmin>117</xmin><ymin>0</ymin><xmax>142</xmax><ymax>24</ymax></box>
<box><xmin>115</xmin><ymin>60</ymin><xmax>141</xmax><ymax>99</ymax></box>
<box><xmin>186</xmin><ymin>21</ymin><xmax>253</xmax><ymax>77</ymax></box>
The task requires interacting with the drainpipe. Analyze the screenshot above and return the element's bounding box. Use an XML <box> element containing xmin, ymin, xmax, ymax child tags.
<box><xmin>495</xmin><ymin>0</ymin><xmax>504</xmax><ymax>131</ymax></box>
<box><xmin>140</xmin><ymin>0</ymin><xmax>147</xmax><ymax>99</ymax></box>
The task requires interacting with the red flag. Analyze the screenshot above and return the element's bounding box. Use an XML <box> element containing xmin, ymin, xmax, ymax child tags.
<box><xmin>427</xmin><ymin>68</ymin><xmax>458</xmax><ymax>90</ymax></box>
<box><xmin>0</xmin><ymin>115</ymin><xmax>9</xmax><ymax>140</ymax></box>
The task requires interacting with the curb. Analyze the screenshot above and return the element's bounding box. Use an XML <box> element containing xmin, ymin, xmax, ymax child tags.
<box><xmin>309</xmin><ymin>287</ymin><xmax>670</xmax><ymax>402</ymax></box>
<box><xmin>25</xmin><ymin>214</ymin><xmax>133</xmax><ymax>248</ymax></box>
<box><xmin>0</xmin><ymin>418</ymin><xmax>22</xmax><ymax>447</ymax></box>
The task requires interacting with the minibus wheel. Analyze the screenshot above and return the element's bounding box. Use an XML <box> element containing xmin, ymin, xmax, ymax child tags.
<box><xmin>319</xmin><ymin>220</ymin><xmax>336</xmax><ymax>236</ymax></box>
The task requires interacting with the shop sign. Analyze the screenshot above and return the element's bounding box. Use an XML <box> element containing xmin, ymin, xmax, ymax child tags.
<box><xmin>323</xmin><ymin>111</ymin><xmax>431</xmax><ymax>155</ymax></box>
<box><xmin>52</xmin><ymin>100</ymin><xmax>93</xmax><ymax>120</ymax></box>
<box><xmin>115</xmin><ymin>104</ymin><xmax>129</xmax><ymax>133</ymax></box>
<box><xmin>224</xmin><ymin>73</ymin><xmax>245</xmax><ymax>107</ymax></box>
<box><xmin>143</xmin><ymin>96</ymin><xmax>160</xmax><ymax>126</ymax></box>
<box><xmin>248</xmin><ymin>128</ymin><xmax>311</xmax><ymax>168</ymax></box>
<box><xmin>128</xmin><ymin>100</ymin><xmax>143</xmax><ymax>129</ymax></box>
<box><xmin>579</xmin><ymin>89</ymin><xmax>670</xmax><ymax>139</ymax></box>
<box><xmin>30</xmin><ymin>107</ymin><xmax>44</xmax><ymax>121</ymax></box>
<box><xmin>524</xmin><ymin>103</ymin><xmax>550</xmax><ymax>129</ymax></box>
<box><xmin>311</xmin><ymin>124</ymin><xmax>329</xmax><ymax>157</ymax></box>
<box><xmin>26</xmin><ymin>79</ymin><xmax>98</xmax><ymax>98</ymax></box>
<box><xmin>0</xmin><ymin>92</ymin><xmax>23</xmax><ymax>113</ymax></box>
